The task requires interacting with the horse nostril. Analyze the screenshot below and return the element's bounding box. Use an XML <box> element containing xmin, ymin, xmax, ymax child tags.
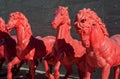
<box><xmin>51</xmin><ymin>22</ymin><xmax>56</xmax><ymax>29</ymax></box>
<box><xmin>51</xmin><ymin>22</ymin><xmax>56</xmax><ymax>26</ymax></box>
<box><xmin>51</xmin><ymin>22</ymin><xmax>54</xmax><ymax>25</ymax></box>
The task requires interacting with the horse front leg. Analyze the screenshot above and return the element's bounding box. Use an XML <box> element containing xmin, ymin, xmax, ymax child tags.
<box><xmin>100</xmin><ymin>64</ymin><xmax>111</xmax><ymax>79</ymax></box>
<box><xmin>77</xmin><ymin>69</ymin><xmax>84</xmax><ymax>79</ymax></box>
<box><xmin>63</xmin><ymin>65</ymin><xmax>72</xmax><ymax>79</ymax></box>
<box><xmin>43</xmin><ymin>60</ymin><xmax>54</xmax><ymax>79</ymax></box>
<box><xmin>13</xmin><ymin>60</ymin><xmax>25</xmax><ymax>75</ymax></box>
<box><xmin>54</xmin><ymin>61</ymin><xmax>61</xmax><ymax>79</ymax></box>
<box><xmin>29</xmin><ymin>59</ymin><xmax>37</xmax><ymax>79</ymax></box>
<box><xmin>83</xmin><ymin>64</ymin><xmax>94</xmax><ymax>79</ymax></box>
<box><xmin>7</xmin><ymin>56</ymin><xmax>21</xmax><ymax>79</ymax></box>
<box><xmin>113</xmin><ymin>66</ymin><xmax>120</xmax><ymax>79</ymax></box>
<box><xmin>83</xmin><ymin>70</ymin><xmax>92</xmax><ymax>79</ymax></box>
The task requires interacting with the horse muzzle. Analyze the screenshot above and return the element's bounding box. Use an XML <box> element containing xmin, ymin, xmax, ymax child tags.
<box><xmin>82</xmin><ymin>40</ymin><xmax>90</xmax><ymax>48</ymax></box>
<box><xmin>51</xmin><ymin>22</ymin><xmax>57</xmax><ymax>29</ymax></box>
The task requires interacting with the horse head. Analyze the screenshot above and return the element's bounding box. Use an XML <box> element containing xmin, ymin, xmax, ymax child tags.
<box><xmin>7</xmin><ymin>12</ymin><xmax>29</xmax><ymax>32</ymax></box>
<box><xmin>74</xmin><ymin>8</ymin><xmax>109</xmax><ymax>48</ymax></box>
<box><xmin>0</xmin><ymin>17</ymin><xmax>6</xmax><ymax>32</ymax></box>
<box><xmin>51</xmin><ymin>6</ymin><xmax>70</xmax><ymax>29</ymax></box>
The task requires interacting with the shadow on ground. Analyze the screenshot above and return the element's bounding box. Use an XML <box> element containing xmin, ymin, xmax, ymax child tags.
<box><xmin>0</xmin><ymin>67</ymin><xmax>78</xmax><ymax>79</ymax></box>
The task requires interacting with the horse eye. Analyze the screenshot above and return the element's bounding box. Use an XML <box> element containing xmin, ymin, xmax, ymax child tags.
<box><xmin>76</xmin><ymin>27</ymin><xmax>81</xmax><ymax>30</ymax></box>
<box><xmin>81</xmin><ymin>19</ymin><xmax>86</xmax><ymax>23</ymax></box>
<box><xmin>92</xmin><ymin>24</ymin><xmax>96</xmax><ymax>26</ymax></box>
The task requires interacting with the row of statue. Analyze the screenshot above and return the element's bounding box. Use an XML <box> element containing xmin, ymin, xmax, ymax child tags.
<box><xmin>0</xmin><ymin>5</ymin><xmax>120</xmax><ymax>79</ymax></box>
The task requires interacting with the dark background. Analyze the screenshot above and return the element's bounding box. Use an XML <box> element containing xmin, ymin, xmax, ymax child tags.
<box><xmin>1</xmin><ymin>0</ymin><xmax>120</xmax><ymax>38</ymax></box>
<box><xmin>0</xmin><ymin>0</ymin><xmax>120</xmax><ymax>79</ymax></box>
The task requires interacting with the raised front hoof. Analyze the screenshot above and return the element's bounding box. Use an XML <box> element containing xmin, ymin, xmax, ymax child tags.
<box><xmin>49</xmin><ymin>74</ymin><xmax>55</xmax><ymax>79</ymax></box>
<box><xmin>45</xmin><ymin>74</ymin><xmax>55</xmax><ymax>79</ymax></box>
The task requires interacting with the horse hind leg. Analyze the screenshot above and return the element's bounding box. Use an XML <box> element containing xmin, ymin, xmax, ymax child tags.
<box><xmin>77</xmin><ymin>69</ymin><xmax>84</xmax><ymax>79</ymax></box>
<box><xmin>7</xmin><ymin>57</ymin><xmax>21</xmax><ymax>79</ymax></box>
<box><xmin>28</xmin><ymin>59</ymin><xmax>39</xmax><ymax>79</ymax></box>
<box><xmin>12</xmin><ymin>60</ymin><xmax>25</xmax><ymax>75</ymax></box>
<box><xmin>54</xmin><ymin>61</ymin><xmax>61</xmax><ymax>79</ymax></box>
<box><xmin>113</xmin><ymin>66</ymin><xmax>120</xmax><ymax>79</ymax></box>
<box><xmin>100</xmin><ymin>64</ymin><xmax>111</xmax><ymax>79</ymax></box>
<box><xmin>43</xmin><ymin>60</ymin><xmax>54</xmax><ymax>79</ymax></box>
<box><xmin>63</xmin><ymin>65</ymin><xmax>73</xmax><ymax>79</ymax></box>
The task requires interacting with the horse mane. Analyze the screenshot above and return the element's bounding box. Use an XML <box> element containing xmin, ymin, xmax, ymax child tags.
<box><xmin>0</xmin><ymin>17</ymin><xmax>5</xmax><ymax>31</ymax></box>
<box><xmin>10</xmin><ymin>12</ymin><xmax>32</xmax><ymax>35</ymax></box>
<box><xmin>78</xmin><ymin>8</ymin><xmax>109</xmax><ymax>36</ymax></box>
<box><xmin>56</xmin><ymin>6</ymin><xmax>71</xmax><ymax>26</ymax></box>
<box><xmin>10</xmin><ymin>12</ymin><xmax>28</xmax><ymax>23</ymax></box>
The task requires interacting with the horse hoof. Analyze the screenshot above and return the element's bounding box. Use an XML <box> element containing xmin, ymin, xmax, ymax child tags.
<box><xmin>48</xmin><ymin>74</ymin><xmax>55</xmax><ymax>79</ymax></box>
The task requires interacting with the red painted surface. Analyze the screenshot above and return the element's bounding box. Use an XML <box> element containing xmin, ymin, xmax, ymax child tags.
<box><xmin>0</xmin><ymin>18</ymin><xmax>18</xmax><ymax>70</ymax></box>
<box><xmin>74</xmin><ymin>8</ymin><xmax>120</xmax><ymax>79</ymax></box>
<box><xmin>6</xmin><ymin>12</ymin><xmax>56</xmax><ymax>79</ymax></box>
<box><xmin>47</xmin><ymin>6</ymin><xmax>86</xmax><ymax>79</ymax></box>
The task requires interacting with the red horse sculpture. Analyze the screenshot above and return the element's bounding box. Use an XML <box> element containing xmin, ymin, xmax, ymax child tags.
<box><xmin>74</xmin><ymin>8</ymin><xmax>120</xmax><ymax>79</ymax></box>
<box><xmin>49</xmin><ymin>6</ymin><xmax>86</xmax><ymax>79</ymax></box>
<box><xmin>0</xmin><ymin>18</ymin><xmax>6</xmax><ymax>69</ymax></box>
<box><xmin>0</xmin><ymin>18</ymin><xmax>25</xmax><ymax>76</ymax></box>
<box><xmin>6</xmin><ymin>12</ymin><xmax>56</xmax><ymax>79</ymax></box>
<box><xmin>0</xmin><ymin>18</ymin><xmax>17</xmax><ymax>70</ymax></box>
<box><xmin>110</xmin><ymin>34</ymin><xmax>120</xmax><ymax>79</ymax></box>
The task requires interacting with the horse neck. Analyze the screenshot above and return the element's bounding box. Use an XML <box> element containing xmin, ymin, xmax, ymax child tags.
<box><xmin>16</xmin><ymin>23</ymin><xmax>32</xmax><ymax>45</ymax></box>
<box><xmin>56</xmin><ymin>22</ymin><xmax>72</xmax><ymax>41</ymax></box>
<box><xmin>90</xmin><ymin>26</ymin><xmax>105</xmax><ymax>49</ymax></box>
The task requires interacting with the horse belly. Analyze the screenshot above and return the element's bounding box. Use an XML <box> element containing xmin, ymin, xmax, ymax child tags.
<box><xmin>110</xmin><ymin>45</ymin><xmax>120</xmax><ymax>66</ymax></box>
<box><xmin>86</xmin><ymin>54</ymin><xmax>107</xmax><ymax>68</ymax></box>
<box><xmin>61</xmin><ymin>56</ymin><xmax>76</xmax><ymax>66</ymax></box>
<box><xmin>25</xmin><ymin>48</ymin><xmax>35</xmax><ymax>60</ymax></box>
<box><xmin>112</xmin><ymin>56</ymin><xmax>120</xmax><ymax>66</ymax></box>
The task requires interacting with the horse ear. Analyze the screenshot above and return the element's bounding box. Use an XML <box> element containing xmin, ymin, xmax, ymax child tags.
<box><xmin>66</xmin><ymin>7</ymin><xmax>68</xmax><ymax>10</ymax></box>
<box><xmin>58</xmin><ymin>6</ymin><xmax>61</xmax><ymax>8</ymax></box>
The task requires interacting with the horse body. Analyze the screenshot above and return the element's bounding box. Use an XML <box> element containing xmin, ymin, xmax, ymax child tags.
<box><xmin>6</xmin><ymin>12</ymin><xmax>56</xmax><ymax>79</ymax></box>
<box><xmin>36</xmin><ymin>36</ymin><xmax>55</xmax><ymax>56</ymax></box>
<box><xmin>0</xmin><ymin>18</ymin><xmax>19</xmax><ymax>70</ymax></box>
<box><xmin>50</xmin><ymin>6</ymin><xmax>86</xmax><ymax>79</ymax></box>
<box><xmin>74</xmin><ymin>8</ymin><xmax>120</xmax><ymax>79</ymax></box>
<box><xmin>6</xmin><ymin>12</ymin><xmax>36</xmax><ymax>79</ymax></box>
<box><xmin>86</xmin><ymin>36</ymin><xmax>120</xmax><ymax>67</ymax></box>
<box><xmin>111</xmin><ymin>34</ymin><xmax>120</xmax><ymax>46</ymax></box>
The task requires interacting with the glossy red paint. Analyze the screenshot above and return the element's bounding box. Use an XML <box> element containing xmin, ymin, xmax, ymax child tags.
<box><xmin>6</xmin><ymin>12</ymin><xmax>56</xmax><ymax>79</ymax></box>
<box><xmin>0</xmin><ymin>18</ymin><xmax>25</xmax><ymax>76</ymax></box>
<box><xmin>0</xmin><ymin>18</ymin><xmax>16</xmax><ymax>69</ymax></box>
<box><xmin>74</xmin><ymin>8</ymin><xmax>120</xmax><ymax>79</ymax></box>
<box><xmin>49</xmin><ymin>6</ymin><xmax>86</xmax><ymax>79</ymax></box>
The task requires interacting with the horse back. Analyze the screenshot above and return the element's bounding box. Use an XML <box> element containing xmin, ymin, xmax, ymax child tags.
<box><xmin>41</xmin><ymin>36</ymin><xmax>56</xmax><ymax>55</ymax></box>
<box><xmin>99</xmin><ymin>36</ymin><xmax>120</xmax><ymax>66</ymax></box>
<box><xmin>110</xmin><ymin>34</ymin><xmax>120</xmax><ymax>46</ymax></box>
<box><xmin>35</xmin><ymin>36</ymin><xmax>55</xmax><ymax>56</ymax></box>
<box><xmin>72</xmin><ymin>39</ymin><xmax>86</xmax><ymax>58</ymax></box>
